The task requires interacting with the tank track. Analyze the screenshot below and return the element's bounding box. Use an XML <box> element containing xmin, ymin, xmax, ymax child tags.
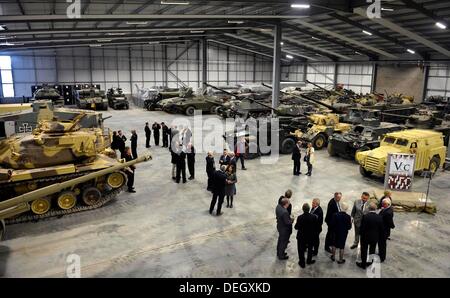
<box><xmin>2</xmin><ymin>172</ymin><xmax>125</xmax><ymax>225</ymax></box>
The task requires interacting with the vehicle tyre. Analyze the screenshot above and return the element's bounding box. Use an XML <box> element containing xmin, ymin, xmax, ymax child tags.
<box><xmin>209</xmin><ymin>105</ymin><xmax>218</xmax><ymax>114</ymax></box>
<box><xmin>185</xmin><ymin>106</ymin><xmax>195</xmax><ymax>116</ymax></box>
<box><xmin>312</xmin><ymin>134</ymin><xmax>327</xmax><ymax>150</ymax></box>
<box><xmin>429</xmin><ymin>156</ymin><xmax>441</xmax><ymax>173</ymax></box>
<box><xmin>281</xmin><ymin>138</ymin><xmax>296</xmax><ymax>154</ymax></box>
<box><xmin>82</xmin><ymin>187</ymin><xmax>102</xmax><ymax>206</ymax></box>
<box><xmin>327</xmin><ymin>142</ymin><xmax>337</xmax><ymax>156</ymax></box>
<box><xmin>359</xmin><ymin>165</ymin><xmax>373</xmax><ymax>177</ymax></box>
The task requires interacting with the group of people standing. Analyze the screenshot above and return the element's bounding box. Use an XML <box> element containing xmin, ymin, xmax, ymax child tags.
<box><xmin>145</xmin><ymin>122</ymin><xmax>169</xmax><ymax>148</ymax></box>
<box><xmin>276</xmin><ymin>191</ymin><xmax>395</xmax><ymax>270</ymax></box>
<box><xmin>292</xmin><ymin>141</ymin><xmax>315</xmax><ymax>176</ymax></box>
<box><xmin>207</xmin><ymin>149</ymin><xmax>240</xmax><ymax>216</ymax></box>
<box><xmin>111</xmin><ymin>130</ymin><xmax>136</xmax><ymax>193</ymax></box>
<box><xmin>169</xmin><ymin>125</ymin><xmax>195</xmax><ymax>184</ymax></box>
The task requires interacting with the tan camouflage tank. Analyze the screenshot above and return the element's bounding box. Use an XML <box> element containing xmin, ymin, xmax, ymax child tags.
<box><xmin>0</xmin><ymin>102</ymin><xmax>151</xmax><ymax>237</ymax></box>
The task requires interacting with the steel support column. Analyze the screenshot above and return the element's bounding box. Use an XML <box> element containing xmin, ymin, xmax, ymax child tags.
<box><xmin>202</xmin><ymin>37</ymin><xmax>208</xmax><ymax>89</ymax></box>
<box><xmin>271</xmin><ymin>22</ymin><xmax>282</xmax><ymax>110</ymax></box>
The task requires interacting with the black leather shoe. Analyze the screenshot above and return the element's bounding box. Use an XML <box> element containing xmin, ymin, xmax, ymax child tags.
<box><xmin>337</xmin><ymin>259</ymin><xmax>346</xmax><ymax>264</ymax></box>
<box><xmin>128</xmin><ymin>189</ymin><xmax>136</xmax><ymax>193</ymax></box>
<box><xmin>330</xmin><ymin>255</ymin><xmax>335</xmax><ymax>262</ymax></box>
<box><xmin>216</xmin><ymin>212</ymin><xmax>223</xmax><ymax>216</ymax></box>
<box><xmin>356</xmin><ymin>262</ymin><xmax>366</xmax><ymax>269</ymax></box>
<box><xmin>298</xmin><ymin>261</ymin><xmax>305</xmax><ymax>268</ymax></box>
<box><xmin>307</xmin><ymin>260</ymin><xmax>316</xmax><ymax>265</ymax></box>
<box><xmin>278</xmin><ymin>255</ymin><xmax>289</xmax><ymax>260</ymax></box>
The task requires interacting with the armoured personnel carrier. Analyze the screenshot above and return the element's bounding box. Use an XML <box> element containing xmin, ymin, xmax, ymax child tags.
<box><xmin>356</xmin><ymin>129</ymin><xmax>446</xmax><ymax>178</ymax></box>
<box><xmin>327</xmin><ymin>123</ymin><xmax>404</xmax><ymax>160</ymax></box>
<box><xmin>107</xmin><ymin>87</ymin><xmax>129</xmax><ymax>110</ymax></box>
<box><xmin>0</xmin><ymin>106</ymin><xmax>151</xmax><ymax>237</ymax></box>
<box><xmin>75</xmin><ymin>86</ymin><xmax>109</xmax><ymax>110</ymax></box>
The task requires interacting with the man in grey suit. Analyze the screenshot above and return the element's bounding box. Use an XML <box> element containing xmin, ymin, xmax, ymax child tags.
<box><xmin>276</xmin><ymin>198</ymin><xmax>293</xmax><ymax>260</ymax></box>
<box><xmin>350</xmin><ymin>192</ymin><xmax>370</xmax><ymax>249</ymax></box>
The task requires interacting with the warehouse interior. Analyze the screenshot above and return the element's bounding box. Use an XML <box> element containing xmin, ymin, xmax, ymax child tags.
<box><xmin>0</xmin><ymin>0</ymin><xmax>450</xmax><ymax>278</ymax></box>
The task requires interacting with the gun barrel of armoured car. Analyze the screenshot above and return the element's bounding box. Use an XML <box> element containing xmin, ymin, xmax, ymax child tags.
<box><xmin>0</xmin><ymin>154</ymin><xmax>152</xmax><ymax>220</ymax></box>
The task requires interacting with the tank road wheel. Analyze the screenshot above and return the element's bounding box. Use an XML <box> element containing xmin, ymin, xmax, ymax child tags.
<box><xmin>185</xmin><ymin>106</ymin><xmax>195</xmax><ymax>116</ymax></box>
<box><xmin>312</xmin><ymin>134</ymin><xmax>327</xmax><ymax>150</ymax></box>
<box><xmin>327</xmin><ymin>142</ymin><xmax>336</xmax><ymax>157</ymax></box>
<box><xmin>281</xmin><ymin>138</ymin><xmax>296</xmax><ymax>154</ymax></box>
<box><xmin>429</xmin><ymin>156</ymin><xmax>441</xmax><ymax>173</ymax></box>
<box><xmin>106</xmin><ymin>172</ymin><xmax>127</xmax><ymax>189</ymax></box>
<box><xmin>31</xmin><ymin>198</ymin><xmax>51</xmax><ymax>215</ymax></box>
<box><xmin>359</xmin><ymin>165</ymin><xmax>373</xmax><ymax>177</ymax></box>
<box><xmin>82</xmin><ymin>187</ymin><xmax>102</xmax><ymax>206</ymax></box>
<box><xmin>209</xmin><ymin>105</ymin><xmax>218</xmax><ymax>114</ymax></box>
<box><xmin>57</xmin><ymin>191</ymin><xmax>77</xmax><ymax>210</ymax></box>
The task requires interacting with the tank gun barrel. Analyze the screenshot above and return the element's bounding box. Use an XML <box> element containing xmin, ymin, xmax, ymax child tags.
<box><xmin>305</xmin><ymin>80</ymin><xmax>331</xmax><ymax>94</ymax></box>
<box><xmin>0</xmin><ymin>154</ymin><xmax>152</xmax><ymax>218</ymax></box>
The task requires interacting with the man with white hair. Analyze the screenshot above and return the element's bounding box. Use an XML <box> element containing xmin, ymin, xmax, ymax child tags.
<box><xmin>379</xmin><ymin>198</ymin><xmax>395</xmax><ymax>262</ymax></box>
<box><xmin>356</xmin><ymin>202</ymin><xmax>384</xmax><ymax>269</ymax></box>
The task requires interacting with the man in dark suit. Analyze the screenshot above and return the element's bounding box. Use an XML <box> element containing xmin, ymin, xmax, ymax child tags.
<box><xmin>277</xmin><ymin>189</ymin><xmax>293</xmax><ymax>215</ymax></box>
<box><xmin>219</xmin><ymin>149</ymin><xmax>230</xmax><ymax>166</ymax></box>
<box><xmin>175</xmin><ymin>146</ymin><xmax>187</xmax><ymax>184</ymax></box>
<box><xmin>324</xmin><ymin>192</ymin><xmax>342</xmax><ymax>253</ymax></box>
<box><xmin>379</xmin><ymin>198</ymin><xmax>395</xmax><ymax>263</ymax></box>
<box><xmin>123</xmin><ymin>147</ymin><xmax>136</xmax><ymax>193</ymax></box>
<box><xmin>357</xmin><ymin>202</ymin><xmax>384</xmax><ymax>269</ymax></box>
<box><xmin>209</xmin><ymin>165</ymin><xmax>227</xmax><ymax>216</ymax></box>
<box><xmin>228</xmin><ymin>152</ymin><xmax>237</xmax><ymax>173</ymax></box>
<box><xmin>295</xmin><ymin>203</ymin><xmax>318</xmax><ymax>268</ymax></box>
<box><xmin>130</xmin><ymin>130</ymin><xmax>138</xmax><ymax>159</ymax></box>
<box><xmin>118</xmin><ymin>130</ymin><xmax>127</xmax><ymax>157</ymax></box>
<box><xmin>162</xmin><ymin>122</ymin><xmax>169</xmax><ymax>148</ymax></box>
<box><xmin>310</xmin><ymin>198</ymin><xmax>324</xmax><ymax>256</ymax></box>
<box><xmin>276</xmin><ymin>198</ymin><xmax>293</xmax><ymax>260</ymax></box>
<box><xmin>292</xmin><ymin>140</ymin><xmax>302</xmax><ymax>175</ymax></box>
<box><xmin>144</xmin><ymin>122</ymin><xmax>151</xmax><ymax>148</ymax></box>
<box><xmin>152</xmin><ymin>122</ymin><xmax>161</xmax><ymax>146</ymax></box>
<box><xmin>186</xmin><ymin>143</ymin><xmax>195</xmax><ymax>180</ymax></box>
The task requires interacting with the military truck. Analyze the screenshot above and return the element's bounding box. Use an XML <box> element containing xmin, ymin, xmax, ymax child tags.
<box><xmin>356</xmin><ymin>129</ymin><xmax>446</xmax><ymax>178</ymax></box>
<box><xmin>107</xmin><ymin>87</ymin><xmax>129</xmax><ymax>110</ymax></box>
<box><xmin>327</xmin><ymin>122</ymin><xmax>404</xmax><ymax>160</ymax></box>
<box><xmin>75</xmin><ymin>86</ymin><xmax>109</xmax><ymax>110</ymax></box>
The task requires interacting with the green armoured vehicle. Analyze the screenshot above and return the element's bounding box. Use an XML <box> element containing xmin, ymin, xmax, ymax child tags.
<box><xmin>0</xmin><ymin>105</ymin><xmax>151</xmax><ymax>239</ymax></box>
<box><xmin>107</xmin><ymin>87</ymin><xmax>129</xmax><ymax>110</ymax></box>
<box><xmin>32</xmin><ymin>84</ymin><xmax>64</xmax><ymax>105</ymax></box>
<box><xmin>75</xmin><ymin>86</ymin><xmax>109</xmax><ymax>110</ymax></box>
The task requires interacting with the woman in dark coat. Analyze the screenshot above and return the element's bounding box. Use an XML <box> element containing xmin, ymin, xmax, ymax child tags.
<box><xmin>206</xmin><ymin>151</ymin><xmax>215</xmax><ymax>191</ymax></box>
<box><xmin>225</xmin><ymin>165</ymin><xmax>237</xmax><ymax>208</ymax></box>
<box><xmin>330</xmin><ymin>202</ymin><xmax>352</xmax><ymax>264</ymax></box>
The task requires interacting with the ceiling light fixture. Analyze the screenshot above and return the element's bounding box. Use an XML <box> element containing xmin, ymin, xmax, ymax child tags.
<box><xmin>311</xmin><ymin>36</ymin><xmax>320</xmax><ymax>40</ymax></box>
<box><xmin>190</xmin><ymin>30</ymin><xmax>204</xmax><ymax>33</ymax></box>
<box><xmin>280</xmin><ymin>42</ymin><xmax>284</xmax><ymax>46</ymax></box>
<box><xmin>161</xmin><ymin>1</ymin><xmax>190</xmax><ymax>4</ymax></box>
<box><xmin>149</xmin><ymin>41</ymin><xmax>160</xmax><ymax>44</ymax></box>
<box><xmin>362</xmin><ymin>30</ymin><xmax>373</xmax><ymax>36</ymax></box>
<box><xmin>126</xmin><ymin>21</ymin><xmax>148</xmax><ymax>25</ymax></box>
<box><xmin>97</xmin><ymin>39</ymin><xmax>112</xmax><ymax>42</ymax></box>
<box><xmin>291</xmin><ymin>4</ymin><xmax>311</xmax><ymax>9</ymax></box>
<box><xmin>1</xmin><ymin>41</ymin><xmax>20</xmax><ymax>46</ymax></box>
<box><xmin>407</xmin><ymin>49</ymin><xmax>415</xmax><ymax>54</ymax></box>
<box><xmin>0</xmin><ymin>25</ymin><xmax>7</xmax><ymax>31</ymax></box>
<box><xmin>436</xmin><ymin>22</ymin><xmax>447</xmax><ymax>30</ymax></box>
<box><xmin>228</xmin><ymin>20</ymin><xmax>244</xmax><ymax>24</ymax></box>
<box><xmin>89</xmin><ymin>44</ymin><xmax>102</xmax><ymax>47</ymax></box>
<box><xmin>355</xmin><ymin>51</ymin><xmax>362</xmax><ymax>55</ymax></box>
<box><xmin>286</xmin><ymin>54</ymin><xmax>294</xmax><ymax>59</ymax></box>
<box><xmin>381</xmin><ymin>8</ymin><xmax>394</xmax><ymax>11</ymax></box>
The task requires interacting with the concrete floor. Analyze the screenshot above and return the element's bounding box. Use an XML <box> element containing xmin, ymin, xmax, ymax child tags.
<box><xmin>1</xmin><ymin>105</ymin><xmax>449</xmax><ymax>278</ymax></box>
